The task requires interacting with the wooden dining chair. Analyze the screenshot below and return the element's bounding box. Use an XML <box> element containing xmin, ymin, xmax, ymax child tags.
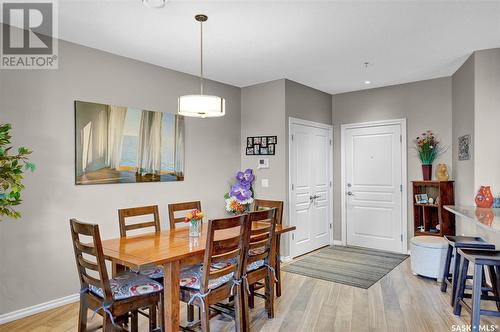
<box><xmin>245</xmin><ymin>208</ymin><xmax>278</xmax><ymax>324</ymax></box>
<box><xmin>168</xmin><ymin>201</ymin><xmax>202</xmax><ymax>229</ymax></box>
<box><xmin>179</xmin><ymin>214</ymin><xmax>251</xmax><ymax>332</ymax></box>
<box><xmin>254</xmin><ymin>199</ymin><xmax>284</xmax><ymax>296</ymax></box>
<box><xmin>70</xmin><ymin>218</ymin><xmax>163</xmax><ymax>332</ymax></box>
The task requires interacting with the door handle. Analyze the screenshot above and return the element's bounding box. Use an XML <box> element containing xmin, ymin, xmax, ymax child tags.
<box><xmin>347</xmin><ymin>191</ymin><xmax>354</xmax><ymax>196</ymax></box>
<box><xmin>309</xmin><ymin>194</ymin><xmax>320</xmax><ymax>200</ymax></box>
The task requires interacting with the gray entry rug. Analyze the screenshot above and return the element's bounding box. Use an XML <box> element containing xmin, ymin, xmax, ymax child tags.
<box><xmin>282</xmin><ymin>245</ymin><xmax>409</xmax><ymax>289</ymax></box>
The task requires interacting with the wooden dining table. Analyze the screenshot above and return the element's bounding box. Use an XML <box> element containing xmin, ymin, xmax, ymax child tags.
<box><xmin>100</xmin><ymin>222</ymin><xmax>295</xmax><ymax>332</ymax></box>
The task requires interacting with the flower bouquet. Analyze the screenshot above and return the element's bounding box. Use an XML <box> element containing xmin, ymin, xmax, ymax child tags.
<box><xmin>415</xmin><ymin>130</ymin><xmax>444</xmax><ymax>180</ymax></box>
<box><xmin>184</xmin><ymin>209</ymin><xmax>204</xmax><ymax>237</ymax></box>
<box><xmin>225</xmin><ymin>169</ymin><xmax>255</xmax><ymax>215</ymax></box>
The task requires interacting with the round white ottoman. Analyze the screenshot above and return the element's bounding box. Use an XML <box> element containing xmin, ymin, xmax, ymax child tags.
<box><xmin>410</xmin><ymin>236</ymin><xmax>448</xmax><ymax>281</ymax></box>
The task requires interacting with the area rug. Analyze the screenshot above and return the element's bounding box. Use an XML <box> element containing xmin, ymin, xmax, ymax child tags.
<box><xmin>282</xmin><ymin>245</ymin><xmax>409</xmax><ymax>289</ymax></box>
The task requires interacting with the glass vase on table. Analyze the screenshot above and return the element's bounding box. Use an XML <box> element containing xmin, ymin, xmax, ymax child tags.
<box><xmin>189</xmin><ymin>219</ymin><xmax>201</xmax><ymax>237</ymax></box>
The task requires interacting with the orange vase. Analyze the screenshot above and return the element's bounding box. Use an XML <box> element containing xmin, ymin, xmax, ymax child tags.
<box><xmin>475</xmin><ymin>186</ymin><xmax>494</xmax><ymax>208</ymax></box>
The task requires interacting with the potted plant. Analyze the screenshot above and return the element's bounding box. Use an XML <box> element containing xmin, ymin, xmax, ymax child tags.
<box><xmin>224</xmin><ymin>168</ymin><xmax>255</xmax><ymax>215</ymax></box>
<box><xmin>415</xmin><ymin>130</ymin><xmax>442</xmax><ymax>181</ymax></box>
<box><xmin>0</xmin><ymin>123</ymin><xmax>35</xmax><ymax>220</ymax></box>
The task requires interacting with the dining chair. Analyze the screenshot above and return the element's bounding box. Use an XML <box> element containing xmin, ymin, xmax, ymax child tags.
<box><xmin>179</xmin><ymin>214</ymin><xmax>251</xmax><ymax>332</ymax></box>
<box><xmin>168</xmin><ymin>201</ymin><xmax>202</xmax><ymax>229</ymax></box>
<box><xmin>70</xmin><ymin>218</ymin><xmax>163</xmax><ymax>332</ymax></box>
<box><xmin>118</xmin><ymin>205</ymin><xmax>163</xmax><ymax>326</ymax></box>
<box><xmin>245</xmin><ymin>208</ymin><xmax>278</xmax><ymax>323</ymax></box>
<box><xmin>254</xmin><ymin>199</ymin><xmax>283</xmax><ymax>297</ymax></box>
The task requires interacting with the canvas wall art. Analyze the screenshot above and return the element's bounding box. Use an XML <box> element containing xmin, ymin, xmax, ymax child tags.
<box><xmin>458</xmin><ymin>134</ymin><xmax>471</xmax><ymax>161</ymax></box>
<box><xmin>75</xmin><ymin>101</ymin><xmax>184</xmax><ymax>185</ymax></box>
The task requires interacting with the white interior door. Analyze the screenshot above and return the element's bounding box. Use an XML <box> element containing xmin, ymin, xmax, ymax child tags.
<box><xmin>290</xmin><ymin>121</ymin><xmax>332</xmax><ymax>258</ymax></box>
<box><xmin>344</xmin><ymin>123</ymin><xmax>404</xmax><ymax>253</ymax></box>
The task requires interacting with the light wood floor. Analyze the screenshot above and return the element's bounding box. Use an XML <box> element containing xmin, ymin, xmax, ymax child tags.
<box><xmin>2</xmin><ymin>259</ymin><xmax>500</xmax><ymax>332</ymax></box>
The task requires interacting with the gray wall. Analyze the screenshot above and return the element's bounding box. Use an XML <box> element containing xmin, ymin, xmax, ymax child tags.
<box><xmin>0</xmin><ymin>39</ymin><xmax>241</xmax><ymax>314</ymax></box>
<box><xmin>452</xmin><ymin>54</ymin><xmax>475</xmax><ymax>206</ymax></box>
<box><xmin>332</xmin><ymin>77</ymin><xmax>453</xmax><ymax>242</ymax></box>
<box><xmin>241</xmin><ymin>79</ymin><xmax>332</xmax><ymax>256</ymax></box>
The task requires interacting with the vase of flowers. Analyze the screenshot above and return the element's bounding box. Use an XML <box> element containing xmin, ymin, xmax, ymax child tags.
<box><xmin>225</xmin><ymin>169</ymin><xmax>255</xmax><ymax>215</ymax></box>
<box><xmin>184</xmin><ymin>209</ymin><xmax>204</xmax><ymax>237</ymax></box>
<box><xmin>415</xmin><ymin>130</ymin><xmax>443</xmax><ymax>181</ymax></box>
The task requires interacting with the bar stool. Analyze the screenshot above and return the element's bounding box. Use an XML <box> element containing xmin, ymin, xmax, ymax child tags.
<box><xmin>454</xmin><ymin>249</ymin><xmax>500</xmax><ymax>332</ymax></box>
<box><xmin>440</xmin><ymin>236</ymin><xmax>495</xmax><ymax>306</ymax></box>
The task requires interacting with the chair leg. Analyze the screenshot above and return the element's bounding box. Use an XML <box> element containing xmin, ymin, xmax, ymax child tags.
<box><xmin>275</xmin><ymin>253</ymin><xmax>282</xmax><ymax>298</ymax></box>
<box><xmin>130</xmin><ymin>310</ymin><xmax>139</xmax><ymax>332</ymax></box>
<box><xmin>471</xmin><ymin>264</ymin><xmax>483</xmax><ymax>332</ymax></box>
<box><xmin>234</xmin><ymin>283</ymin><xmax>248</xmax><ymax>332</ymax></box>
<box><xmin>265</xmin><ymin>269</ymin><xmax>275</xmax><ymax>318</ymax></box>
<box><xmin>248</xmin><ymin>284</ymin><xmax>255</xmax><ymax>309</ymax></box>
<box><xmin>77</xmin><ymin>294</ymin><xmax>88</xmax><ymax>332</ymax></box>
<box><xmin>159</xmin><ymin>292</ymin><xmax>165</xmax><ymax>332</ymax></box>
<box><xmin>488</xmin><ymin>266</ymin><xmax>500</xmax><ymax>311</ymax></box>
<box><xmin>200</xmin><ymin>302</ymin><xmax>210</xmax><ymax>332</ymax></box>
<box><xmin>149</xmin><ymin>305</ymin><xmax>157</xmax><ymax>332</ymax></box>
<box><xmin>102</xmin><ymin>313</ymin><xmax>115</xmax><ymax>332</ymax></box>
<box><xmin>441</xmin><ymin>244</ymin><xmax>453</xmax><ymax>292</ymax></box>
<box><xmin>454</xmin><ymin>256</ymin><xmax>469</xmax><ymax>316</ymax></box>
<box><xmin>187</xmin><ymin>304</ymin><xmax>195</xmax><ymax>323</ymax></box>
<box><xmin>451</xmin><ymin>250</ymin><xmax>462</xmax><ymax>306</ymax></box>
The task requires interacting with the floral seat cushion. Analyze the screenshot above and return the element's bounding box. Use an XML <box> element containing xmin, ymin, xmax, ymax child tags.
<box><xmin>180</xmin><ymin>264</ymin><xmax>233</xmax><ymax>290</ymax></box>
<box><xmin>137</xmin><ymin>265</ymin><xmax>164</xmax><ymax>280</ymax></box>
<box><xmin>249</xmin><ymin>247</ymin><xmax>267</xmax><ymax>256</ymax></box>
<box><xmin>247</xmin><ymin>259</ymin><xmax>265</xmax><ymax>272</ymax></box>
<box><xmin>89</xmin><ymin>271</ymin><xmax>163</xmax><ymax>301</ymax></box>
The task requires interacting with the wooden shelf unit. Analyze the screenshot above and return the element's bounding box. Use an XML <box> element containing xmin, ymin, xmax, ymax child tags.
<box><xmin>413</xmin><ymin>181</ymin><xmax>455</xmax><ymax>237</ymax></box>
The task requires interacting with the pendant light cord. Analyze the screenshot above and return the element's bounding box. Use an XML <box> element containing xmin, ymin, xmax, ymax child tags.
<box><xmin>200</xmin><ymin>19</ymin><xmax>204</xmax><ymax>95</ymax></box>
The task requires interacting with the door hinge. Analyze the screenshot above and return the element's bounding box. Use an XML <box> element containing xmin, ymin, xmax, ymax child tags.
<box><xmin>330</xmin><ymin>223</ymin><xmax>332</xmax><ymax>229</ymax></box>
<box><xmin>400</xmin><ymin>184</ymin><xmax>403</xmax><ymax>192</ymax></box>
<box><xmin>292</xmin><ymin>184</ymin><xmax>294</xmax><ymax>191</ymax></box>
<box><xmin>291</xmin><ymin>134</ymin><xmax>294</xmax><ymax>141</ymax></box>
<box><xmin>401</xmin><ymin>234</ymin><xmax>403</xmax><ymax>242</ymax></box>
<box><xmin>329</xmin><ymin>139</ymin><xmax>332</xmax><ymax>146</ymax></box>
<box><xmin>292</xmin><ymin>233</ymin><xmax>295</xmax><ymax>240</ymax></box>
<box><xmin>330</xmin><ymin>181</ymin><xmax>332</xmax><ymax>188</ymax></box>
<box><xmin>400</xmin><ymin>135</ymin><xmax>402</xmax><ymax>142</ymax></box>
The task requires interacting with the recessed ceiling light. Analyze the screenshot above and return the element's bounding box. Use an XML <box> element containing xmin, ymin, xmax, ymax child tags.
<box><xmin>142</xmin><ymin>0</ymin><xmax>166</xmax><ymax>8</ymax></box>
<box><xmin>365</xmin><ymin>80</ymin><xmax>371</xmax><ymax>85</ymax></box>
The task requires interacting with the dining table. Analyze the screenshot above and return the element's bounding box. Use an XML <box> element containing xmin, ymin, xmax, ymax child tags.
<box><xmin>100</xmin><ymin>221</ymin><xmax>296</xmax><ymax>332</ymax></box>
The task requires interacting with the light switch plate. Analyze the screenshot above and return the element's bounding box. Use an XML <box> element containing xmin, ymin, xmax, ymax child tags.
<box><xmin>261</xmin><ymin>179</ymin><xmax>269</xmax><ymax>188</ymax></box>
<box><xmin>257</xmin><ymin>158</ymin><xmax>269</xmax><ymax>169</ymax></box>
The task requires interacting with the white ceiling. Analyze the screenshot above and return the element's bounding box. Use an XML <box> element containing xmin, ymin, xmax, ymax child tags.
<box><xmin>56</xmin><ymin>0</ymin><xmax>500</xmax><ymax>94</ymax></box>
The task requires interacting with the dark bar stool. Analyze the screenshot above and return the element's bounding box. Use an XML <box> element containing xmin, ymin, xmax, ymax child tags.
<box><xmin>441</xmin><ymin>236</ymin><xmax>495</xmax><ymax>306</ymax></box>
<box><xmin>454</xmin><ymin>249</ymin><xmax>500</xmax><ymax>332</ymax></box>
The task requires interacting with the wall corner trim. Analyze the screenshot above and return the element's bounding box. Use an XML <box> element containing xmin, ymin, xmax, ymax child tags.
<box><xmin>0</xmin><ymin>293</ymin><xmax>79</xmax><ymax>324</ymax></box>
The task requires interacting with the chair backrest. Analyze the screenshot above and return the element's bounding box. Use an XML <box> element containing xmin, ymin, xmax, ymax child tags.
<box><xmin>200</xmin><ymin>214</ymin><xmax>251</xmax><ymax>294</ymax></box>
<box><xmin>118</xmin><ymin>205</ymin><xmax>160</xmax><ymax>237</ymax></box>
<box><xmin>168</xmin><ymin>201</ymin><xmax>202</xmax><ymax>229</ymax></box>
<box><xmin>247</xmin><ymin>208</ymin><xmax>278</xmax><ymax>267</ymax></box>
<box><xmin>70</xmin><ymin>218</ymin><xmax>112</xmax><ymax>302</ymax></box>
<box><xmin>254</xmin><ymin>199</ymin><xmax>283</xmax><ymax>225</ymax></box>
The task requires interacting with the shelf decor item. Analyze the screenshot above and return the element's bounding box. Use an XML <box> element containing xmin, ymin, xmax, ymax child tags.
<box><xmin>415</xmin><ymin>130</ymin><xmax>443</xmax><ymax>181</ymax></box>
<box><xmin>224</xmin><ymin>168</ymin><xmax>255</xmax><ymax>214</ymax></box>
<box><xmin>184</xmin><ymin>209</ymin><xmax>204</xmax><ymax>237</ymax></box>
<box><xmin>475</xmin><ymin>186</ymin><xmax>494</xmax><ymax>208</ymax></box>
<box><xmin>494</xmin><ymin>194</ymin><xmax>500</xmax><ymax>209</ymax></box>
<box><xmin>436</xmin><ymin>163</ymin><xmax>449</xmax><ymax>181</ymax></box>
<box><xmin>0</xmin><ymin>123</ymin><xmax>35</xmax><ymax>221</ymax></box>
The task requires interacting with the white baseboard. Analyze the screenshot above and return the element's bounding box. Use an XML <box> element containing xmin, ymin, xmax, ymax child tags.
<box><xmin>0</xmin><ymin>293</ymin><xmax>79</xmax><ymax>324</ymax></box>
<box><xmin>280</xmin><ymin>256</ymin><xmax>293</xmax><ymax>263</ymax></box>
<box><xmin>333</xmin><ymin>240</ymin><xmax>344</xmax><ymax>246</ymax></box>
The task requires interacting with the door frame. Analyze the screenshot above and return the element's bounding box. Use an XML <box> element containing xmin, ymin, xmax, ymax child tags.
<box><xmin>288</xmin><ymin>117</ymin><xmax>334</xmax><ymax>258</ymax></box>
<box><xmin>340</xmin><ymin>118</ymin><xmax>408</xmax><ymax>254</ymax></box>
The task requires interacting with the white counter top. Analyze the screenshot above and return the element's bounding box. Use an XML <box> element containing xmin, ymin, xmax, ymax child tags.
<box><xmin>444</xmin><ymin>205</ymin><xmax>500</xmax><ymax>233</ymax></box>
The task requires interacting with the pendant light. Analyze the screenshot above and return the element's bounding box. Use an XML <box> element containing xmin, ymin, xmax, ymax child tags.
<box><xmin>178</xmin><ymin>15</ymin><xmax>225</xmax><ymax>118</ymax></box>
